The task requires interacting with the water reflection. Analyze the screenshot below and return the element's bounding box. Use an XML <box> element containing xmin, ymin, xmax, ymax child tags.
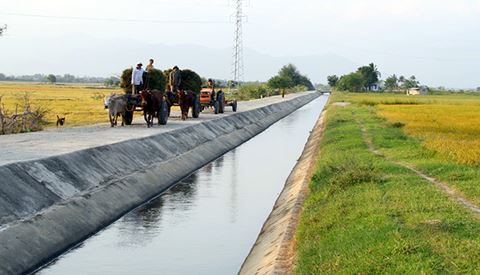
<box><xmin>38</xmin><ymin>96</ymin><xmax>329</xmax><ymax>275</ymax></box>
<box><xmin>116</xmin><ymin>169</ymin><xmax>203</xmax><ymax>246</ymax></box>
<box><xmin>228</xmin><ymin>149</ymin><xmax>238</xmax><ymax>223</ymax></box>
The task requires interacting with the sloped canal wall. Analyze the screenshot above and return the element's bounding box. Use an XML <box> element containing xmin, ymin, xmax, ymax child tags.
<box><xmin>0</xmin><ymin>92</ymin><xmax>319</xmax><ymax>274</ymax></box>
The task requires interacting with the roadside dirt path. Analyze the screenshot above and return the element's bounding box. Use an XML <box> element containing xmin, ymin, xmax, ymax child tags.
<box><xmin>356</xmin><ymin>114</ymin><xmax>480</xmax><ymax>216</ymax></box>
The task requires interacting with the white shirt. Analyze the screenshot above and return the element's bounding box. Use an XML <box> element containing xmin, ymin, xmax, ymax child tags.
<box><xmin>132</xmin><ymin>67</ymin><xmax>145</xmax><ymax>85</ymax></box>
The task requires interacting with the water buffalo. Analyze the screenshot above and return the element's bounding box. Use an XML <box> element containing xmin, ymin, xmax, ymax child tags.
<box><xmin>104</xmin><ymin>93</ymin><xmax>127</xmax><ymax>127</ymax></box>
<box><xmin>140</xmin><ymin>90</ymin><xmax>168</xmax><ymax>127</ymax></box>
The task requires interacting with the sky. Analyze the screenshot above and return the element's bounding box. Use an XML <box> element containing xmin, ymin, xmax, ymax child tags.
<box><xmin>1</xmin><ymin>0</ymin><xmax>479</xmax><ymax>88</ymax></box>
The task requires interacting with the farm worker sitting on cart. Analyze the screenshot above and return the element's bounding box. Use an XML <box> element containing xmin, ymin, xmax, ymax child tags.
<box><xmin>167</xmin><ymin>66</ymin><xmax>182</xmax><ymax>103</ymax></box>
<box><xmin>144</xmin><ymin>59</ymin><xmax>154</xmax><ymax>90</ymax></box>
<box><xmin>131</xmin><ymin>63</ymin><xmax>145</xmax><ymax>94</ymax></box>
<box><xmin>207</xmin><ymin>78</ymin><xmax>216</xmax><ymax>106</ymax></box>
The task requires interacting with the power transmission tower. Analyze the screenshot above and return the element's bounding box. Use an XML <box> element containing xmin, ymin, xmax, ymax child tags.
<box><xmin>231</xmin><ymin>0</ymin><xmax>244</xmax><ymax>87</ymax></box>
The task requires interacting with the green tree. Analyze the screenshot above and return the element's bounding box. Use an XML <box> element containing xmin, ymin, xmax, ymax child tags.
<box><xmin>327</xmin><ymin>75</ymin><xmax>339</xmax><ymax>88</ymax></box>
<box><xmin>279</xmin><ymin>64</ymin><xmax>301</xmax><ymax>83</ymax></box>
<box><xmin>268</xmin><ymin>75</ymin><xmax>294</xmax><ymax>95</ymax></box>
<box><xmin>104</xmin><ymin>76</ymin><xmax>120</xmax><ymax>87</ymax></box>
<box><xmin>45</xmin><ymin>74</ymin><xmax>56</xmax><ymax>84</ymax></box>
<box><xmin>272</xmin><ymin>64</ymin><xmax>314</xmax><ymax>90</ymax></box>
<box><xmin>62</xmin><ymin>74</ymin><xmax>76</xmax><ymax>83</ymax></box>
<box><xmin>384</xmin><ymin>74</ymin><xmax>399</xmax><ymax>91</ymax></box>
<box><xmin>336</xmin><ymin>72</ymin><xmax>364</xmax><ymax>92</ymax></box>
<box><xmin>357</xmin><ymin>63</ymin><xmax>381</xmax><ymax>90</ymax></box>
<box><xmin>401</xmin><ymin>75</ymin><xmax>419</xmax><ymax>89</ymax></box>
<box><xmin>398</xmin><ymin>75</ymin><xmax>406</xmax><ymax>87</ymax></box>
<box><xmin>298</xmin><ymin>75</ymin><xmax>315</xmax><ymax>90</ymax></box>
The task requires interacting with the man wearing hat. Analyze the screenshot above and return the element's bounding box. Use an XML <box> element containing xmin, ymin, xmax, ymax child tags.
<box><xmin>131</xmin><ymin>63</ymin><xmax>145</xmax><ymax>94</ymax></box>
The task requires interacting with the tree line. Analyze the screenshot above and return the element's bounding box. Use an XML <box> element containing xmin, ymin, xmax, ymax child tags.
<box><xmin>0</xmin><ymin>63</ymin><xmax>314</xmax><ymax>99</ymax></box>
<box><xmin>0</xmin><ymin>73</ymin><xmax>119</xmax><ymax>86</ymax></box>
<box><xmin>234</xmin><ymin>64</ymin><xmax>315</xmax><ymax>100</ymax></box>
<box><xmin>327</xmin><ymin>63</ymin><xmax>420</xmax><ymax>92</ymax></box>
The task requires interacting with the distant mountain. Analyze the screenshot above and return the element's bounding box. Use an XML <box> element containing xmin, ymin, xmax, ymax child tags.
<box><xmin>0</xmin><ymin>35</ymin><xmax>356</xmax><ymax>84</ymax></box>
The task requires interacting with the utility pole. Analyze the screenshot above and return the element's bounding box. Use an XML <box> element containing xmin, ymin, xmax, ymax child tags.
<box><xmin>231</xmin><ymin>0</ymin><xmax>244</xmax><ymax>88</ymax></box>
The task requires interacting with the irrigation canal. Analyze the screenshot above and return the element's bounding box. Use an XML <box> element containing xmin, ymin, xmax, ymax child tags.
<box><xmin>36</xmin><ymin>95</ymin><xmax>329</xmax><ymax>275</ymax></box>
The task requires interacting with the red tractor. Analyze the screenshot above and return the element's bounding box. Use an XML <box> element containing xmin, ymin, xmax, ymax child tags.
<box><xmin>199</xmin><ymin>88</ymin><xmax>238</xmax><ymax>114</ymax></box>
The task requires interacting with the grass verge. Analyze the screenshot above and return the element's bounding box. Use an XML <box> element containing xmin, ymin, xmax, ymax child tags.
<box><xmin>295</xmin><ymin>93</ymin><xmax>480</xmax><ymax>273</ymax></box>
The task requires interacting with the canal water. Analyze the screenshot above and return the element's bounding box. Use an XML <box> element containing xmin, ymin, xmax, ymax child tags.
<box><xmin>37</xmin><ymin>95</ymin><xmax>329</xmax><ymax>275</ymax></box>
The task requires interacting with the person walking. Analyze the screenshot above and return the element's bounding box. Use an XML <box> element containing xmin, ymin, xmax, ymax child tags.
<box><xmin>131</xmin><ymin>63</ymin><xmax>145</xmax><ymax>94</ymax></box>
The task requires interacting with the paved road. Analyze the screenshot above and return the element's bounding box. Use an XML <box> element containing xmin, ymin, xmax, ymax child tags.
<box><xmin>0</xmin><ymin>92</ymin><xmax>313</xmax><ymax>166</ymax></box>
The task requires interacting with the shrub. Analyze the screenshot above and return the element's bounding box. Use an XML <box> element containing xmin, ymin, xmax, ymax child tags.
<box><xmin>321</xmin><ymin>158</ymin><xmax>382</xmax><ymax>194</ymax></box>
<box><xmin>292</xmin><ymin>85</ymin><xmax>309</xmax><ymax>92</ymax></box>
<box><xmin>0</xmin><ymin>93</ymin><xmax>49</xmax><ymax>135</ymax></box>
<box><xmin>235</xmin><ymin>84</ymin><xmax>273</xmax><ymax>100</ymax></box>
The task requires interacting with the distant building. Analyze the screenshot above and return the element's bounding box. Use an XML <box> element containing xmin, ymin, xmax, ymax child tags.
<box><xmin>407</xmin><ymin>86</ymin><xmax>428</xmax><ymax>95</ymax></box>
<box><xmin>368</xmin><ymin>81</ymin><xmax>384</xmax><ymax>92</ymax></box>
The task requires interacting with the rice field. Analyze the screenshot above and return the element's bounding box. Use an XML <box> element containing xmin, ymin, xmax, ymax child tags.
<box><xmin>296</xmin><ymin>93</ymin><xmax>480</xmax><ymax>273</ymax></box>
<box><xmin>380</xmin><ymin>104</ymin><xmax>480</xmax><ymax>165</ymax></box>
<box><xmin>295</xmin><ymin>92</ymin><xmax>480</xmax><ymax>273</ymax></box>
<box><xmin>335</xmin><ymin>92</ymin><xmax>480</xmax><ymax>166</ymax></box>
<box><xmin>0</xmin><ymin>82</ymin><xmax>120</xmax><ymax>127</ymax></box>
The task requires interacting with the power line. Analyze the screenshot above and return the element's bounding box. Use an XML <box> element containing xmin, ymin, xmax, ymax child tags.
<box><xmin>0</xmin><ymin>12</ymin><xmax>230</xmax><ymax>24</ymax></box>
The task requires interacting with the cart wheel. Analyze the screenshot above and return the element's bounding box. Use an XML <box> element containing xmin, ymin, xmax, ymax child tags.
<box><xmin>218</xmin><ymin>92</ymin><xmax>225</xmax><ymax>113</ymax></box>
<box><xmin>159</xmin><ymin>100</ymin><xmax>168</xmax><ymax>125</ymax></box>
<box><xmin>192</xmin><ymin>95</ymin><xmax>200</xmax><ymax>118</ymax></box>
<box><xmin>214</xmin><ymin>101</ymin><xmax>219</xmax><ymax>114</ymax></box>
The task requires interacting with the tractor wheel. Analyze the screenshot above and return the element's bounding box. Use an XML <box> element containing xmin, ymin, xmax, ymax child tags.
<box><xmin>124</xmin><ymin>108</ymin><xmax>134</xmax><ymax>125</ymax></box>
<box><xmin>192</xmin><ymin>95</ymin><xmax>200</xmax><ymax>118</ymax></box>
<box><xmin>218</xmin><ymin>92</ymin><xmax>225</xmax><ymax>113</ymax></box>
<box><xmin>159</xmin><ymin>100</ymin><xmax>168</xmax><ymax>125</ymax></box>
<box><xmin>232</xmin><ymin>100</ymin><xmax>238</xmax><ymax>112</ymax></box>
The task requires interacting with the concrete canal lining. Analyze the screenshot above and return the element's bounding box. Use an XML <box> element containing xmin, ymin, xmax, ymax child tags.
<box><xmin>239</xmin><ymin>101</ymin><xmax>328</xmax><ymax>275</ymax></box>
<box><xmin>0</xmin><ymin>92</ymin><xmax>319</xmax><ymax>275</ymax></box>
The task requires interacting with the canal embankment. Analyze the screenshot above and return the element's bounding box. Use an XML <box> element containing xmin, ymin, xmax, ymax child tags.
<box><xmin>0</xmin><ymin>91</ymin><xmax>319</xmax><ymax>275</ymax></box>
<box><xmin>239</xmin><ymin>98</ymin><xmax>329</xmax><ymax>275</ymax></box>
